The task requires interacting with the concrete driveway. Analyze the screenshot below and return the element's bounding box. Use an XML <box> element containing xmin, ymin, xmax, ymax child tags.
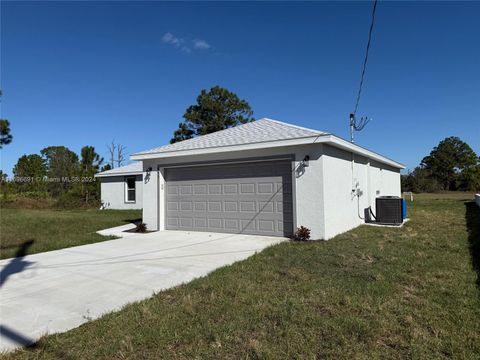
<box><xmin>0</xmin><ymin>230</ymin><xmax>284</xmax><ymax>352</ymax></box>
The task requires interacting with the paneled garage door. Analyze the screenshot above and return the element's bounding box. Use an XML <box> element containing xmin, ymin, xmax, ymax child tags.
<box><xmin>165</xmin><ymin>160</ymin><xmax>294</xmax><ymax>237</ymax></box>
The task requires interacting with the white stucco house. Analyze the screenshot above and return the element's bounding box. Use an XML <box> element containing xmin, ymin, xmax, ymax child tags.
<box><xmin>97</xmin><ymin>118</ymin><xmax>404</xmax><ymax>239</ymax></box>
<box><xmin>132</xmin><ymin>118</ymin><xmax>405</xmax><ymax>239</ymax></box>
<box><xmin>95</xmin><ymin>162</ymin><xmax>143</xmax><ymax>210</ymax></box>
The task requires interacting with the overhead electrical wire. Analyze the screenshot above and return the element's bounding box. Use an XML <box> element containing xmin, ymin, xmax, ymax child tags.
<box><xmin>353</xmin><ymin>0</ymin><xmax>378</xmax><ymax>116</ymax></box>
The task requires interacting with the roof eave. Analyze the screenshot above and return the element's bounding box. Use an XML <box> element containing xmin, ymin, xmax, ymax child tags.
<box><xmin>130</xmin><ymin>134</ymin><xmax>404</xmax><ymax>170</ymax></box>
<box><xmin>95</xmin><ymin>171</ymin><xmax>143</xmax><ymax>178</ymax></box>
<box><xmin>322</xmin><ymin>135</ymin><xmax>405</xmax><ymax>169</ymax></box>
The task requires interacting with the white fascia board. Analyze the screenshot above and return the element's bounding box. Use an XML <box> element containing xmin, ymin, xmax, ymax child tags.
<box><xmin>130</xmin><ymin>136</ymin><xmax>325</xmax><ymax>161</ymax></box>
<box><xmin>95</xmin><ymin>171</ymin><xmax>143</xmax><ymax>178</ymax></box>
<box><xmin>321</xmin><ymin>135</ymin><xmax>405</xmax><ymax>169</ymax></box>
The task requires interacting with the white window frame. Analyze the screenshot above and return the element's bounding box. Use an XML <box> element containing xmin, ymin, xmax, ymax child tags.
<box><xmin>124</xmin><ymin>176</ymin><xmax>136</xmax><ymax>203</ymax></box>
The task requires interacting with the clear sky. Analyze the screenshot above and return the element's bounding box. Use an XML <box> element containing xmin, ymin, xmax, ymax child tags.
<box><xmin>1</xmin><ymin>1</ymin><xmax>479</xmax><ymax>175</ymax></box>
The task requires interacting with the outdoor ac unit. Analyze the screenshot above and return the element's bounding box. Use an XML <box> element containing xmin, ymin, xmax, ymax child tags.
<box><xmin>375</xmin><ymin>196</ymin><xmax>403</xmax><ymax>225</ymax></box>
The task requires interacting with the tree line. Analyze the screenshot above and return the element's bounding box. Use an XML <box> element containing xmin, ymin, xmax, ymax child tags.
<box><xmin>402</xmin><ymin>137</ymin><xmax>480</xmax><ymax>192</ymax></box>
<box><xmin>1</xmin><ymin>145</ymin><xmax>105</xmax><ymax>206</ymax></box>
<box><xmin>1</xmin><ymin>139</ymin><xmax>134</xmax><ymax>206</ymax></box>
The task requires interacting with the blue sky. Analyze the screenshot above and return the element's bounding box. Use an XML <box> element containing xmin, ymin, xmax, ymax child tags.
<box><xmin>1</xmin><ymin>1</ymin><xmax>479</xmax><ymax>175</ymax></box>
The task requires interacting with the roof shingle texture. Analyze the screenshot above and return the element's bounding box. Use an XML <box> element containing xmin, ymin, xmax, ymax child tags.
<box><xmin>135</xmin><ymin>118</ymin><xmax>325</xmax><ymax>155</ymax></box>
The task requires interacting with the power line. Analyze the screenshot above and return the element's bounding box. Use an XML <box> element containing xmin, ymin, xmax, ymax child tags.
<box><xmin>353</xmin><ymin>0</ymin><xmax>378</xmax><ymax>116</ymax></box>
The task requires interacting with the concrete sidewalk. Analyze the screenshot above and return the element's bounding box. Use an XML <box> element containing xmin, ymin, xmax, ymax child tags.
<box><xmin>95</xmin><ymin>222</ymin><xmax>137</xmax><ymax>237</ymax></box>
<box><xmin>0</xmin><ymin>230</ymin><xmax>285</xmax><ymax>352</ymax></box>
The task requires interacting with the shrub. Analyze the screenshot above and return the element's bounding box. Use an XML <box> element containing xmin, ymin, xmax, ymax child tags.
<box><xmin>135</xmin><ymin>223</ymin><xmax>147</xmax><ymax>233</ymax></box>
<box><xmin>14</xmin><ymin>191</ymin><xmax>50</xmax><ymax>199</ymax></box>
<box><xmin>294</xmin><ymin>226</ymin><xmax>311</xmax><ymax>241</ymax></box>
<box><xmin>55</xmin><ymin>190</ymin><xmax>99</xmax><ymax>209</ymax></box>
<box><xmin>0</xmin><ymin>197</ymin><xmax>55</xmax><ymax>209</ymax></box>
<box><xmin>55</xmin><ymin>191</ymin><xmax>85</xmax><ymax>209</ymax></box>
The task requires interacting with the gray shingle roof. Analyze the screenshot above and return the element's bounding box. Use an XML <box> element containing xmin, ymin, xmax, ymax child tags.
<box><xmin>133</xmin><ymin>118</ymin><xmax>325</xmax><ymax>156</ymax></box>
<box><xmin>95</xmin><ymin>162</ymin><xmax>142</xmax><ymax>177</ymax></box>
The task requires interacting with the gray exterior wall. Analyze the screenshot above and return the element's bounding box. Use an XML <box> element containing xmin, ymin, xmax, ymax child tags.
<box><xmin>100</xmin><ymin>175</ymin><xmax>143</xmax><ymax>210</ymax></box>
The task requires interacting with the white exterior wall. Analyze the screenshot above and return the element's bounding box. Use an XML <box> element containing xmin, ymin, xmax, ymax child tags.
<box><xmin>141</xmin><ymin>144</ymin><xmax>326</xmax><ymax>239</ymax></box>
<box><xmin>141</xmin><ymin>143</ymin><xmax>401</xmax><ymax>240</ymax></box>
<box><xmin>100</xmin><ymin>175</ymin><xmax>143</xmax><ymax>210</ymax></box>
<box><xmin>322</xmin><ymin>145</ymin><xmax>401</xmax><ymax>239</ymax></box>
<box><xmin>369</xmin><ymin>159</ymin><xmax>402</xmax><ymax>214</ymax></box>
<box><xmin>142</xmin><ymin>166</ymin><xmax>159</xmax><ymax>230</ymax></box>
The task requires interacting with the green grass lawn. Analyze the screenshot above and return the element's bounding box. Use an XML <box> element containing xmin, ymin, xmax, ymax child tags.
<box><xmin>3</xmin><ymin>193</ymin><xmax>480</xmax><ymax>359</ymax></box>
<box><xmin>0</xmin><ymin>208</ymin><xmax>142</xmax><ymax>259</ymax></box>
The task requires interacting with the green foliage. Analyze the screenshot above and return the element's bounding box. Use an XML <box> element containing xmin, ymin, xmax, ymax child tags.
<box><xmin>0</xmin><ymin>170</ymin><xmax>13</xmax><ymax>200</ymax></box>
<box><xmin>0</xmin><ymin>90</ymin><xmax>12</xmax><ymax>148</ymax></box>
<box><xmin>78</xmin><ymin>146</ymin><xmax>103</xmax><ymax>204</ymax></box>
<box><xmin>401</xmin><ymin>167</ymin><xmax>442</xmax><ymax>193</ymax></box>
<box><xmin>11</xmin><ymin>191</ymin><xmax>50</xmax><ymax>199</ymax></box>
<box><xmin>457</xmin><ymin>164</ymin><xmax>480</xmax><ymax>191</ymax></box>
<box><xmin>6</xmin><ymin>145</ymin><xmax>107</xmax><ymax>207</ymax></box>
<box><xmin>12</xmin><ymin>154</ymin><xmax>47</xmax><ymax>192</ymax></box>
<box><xmin>170</xmin><ymin>122</ymin><xmax>194</xmax><ymax>144</ymax></box>
<box><xmin>421</xmin><ymin>136</ymin><xmax>479</xmax><ymax>190</ymax></box>
<box><xmin>403</xmin><ymin>137</ymin><xmax>480</xmax><ymax>192</ymax></box>
<box><xmin>55</xmin><ymin>189</ymin><xmax>97</xmax><ymax>209</ymax></box>
<box><xmin>40</xmin><ymin>146</ymin><xmax>79</xmax><ymax>196</ymax></box>
<box><xmin>0</xmin><ymin>119</ymin><xmax>13</xmax><ymax>148</ymax></box>
<box><xmin>170</xmin><ymin>86</ymin><xmax>254</xmax><ymax>144</ymax></box>
<box><xmin>80</xmin><ymin>146</ymin><xmax>103</xmax><ymax>173</ymax></box>
<box><xmin>100</xmin><ymin>163</ymin><xmax>112</xmax><ymax>172</ymax></box>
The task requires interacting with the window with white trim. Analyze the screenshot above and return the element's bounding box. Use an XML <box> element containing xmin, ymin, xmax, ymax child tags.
<box><xmin>125</xmin><ymin>176</ymin><xmax>136</xmax><ymax>202</ymax></box>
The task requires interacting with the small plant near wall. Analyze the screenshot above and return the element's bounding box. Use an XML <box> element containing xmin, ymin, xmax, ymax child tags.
<box><xmin>294</xmin><ymin>226</ymin><xmax>311</xmax><ymax>241</ymax></box>
<box><xmin>135</xmin><ymin>222</ymin><xmax>147</xmax><ymax>233</ymax></box>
